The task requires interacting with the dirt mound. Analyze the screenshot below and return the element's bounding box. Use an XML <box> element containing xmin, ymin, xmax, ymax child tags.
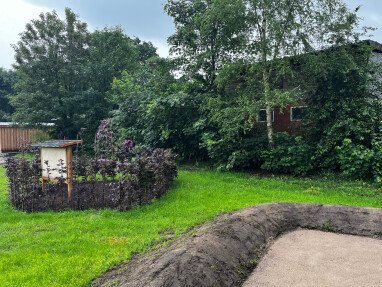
<box><xmin>92</xmin><ymin>203</ymin><xmax>382</xmax><ymax>287</ymax></box>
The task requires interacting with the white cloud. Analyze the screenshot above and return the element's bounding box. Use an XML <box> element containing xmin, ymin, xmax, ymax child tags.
<box><xmin>0</xmin><ymin>0</ymin><xmax>50</xmax><ymax>69</ymax></box>
<box><xmin>145</xmin><ymin>38</ymin><xmax>170</xmax><ymax>58</ymax></box>
<box><xmin>0</xmin><ymin>0</ymin><xmax>170</xmax><ymax>68</ymax></box>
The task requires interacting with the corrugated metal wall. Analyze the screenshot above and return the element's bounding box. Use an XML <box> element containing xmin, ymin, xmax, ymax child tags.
<box><xmin>0</xmin><ymin>126</ymin><xmax>49</xmax><ymax>152</ymax></box>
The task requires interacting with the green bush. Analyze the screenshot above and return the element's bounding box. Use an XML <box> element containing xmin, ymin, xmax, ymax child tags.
<box><xmin>110</xmin><ymin>65</ymin><xmax>206</xmax><ymax>161</ymax></box>
<box><xmin>336</xmin><ymin>138</ymin><xmax>382</xmax><ymax>181</ymax></box>
<box><xmin>144</xmin><ymin>91</ymin><xmax>206</xmax><ymax>160</ymax></box>
<box><xmin>261</xmin><ymin>134</ymin><xmax>315</xmax><ymax>176</ymax></box>
<box><xmin>302</xmin><ymin>45</ymin><xmax>382</xmax><ymax>172</ymax></box>
<box><xmin>108</xmin><ymin>43</ymin><xmax>382</xmax><ymax>179</ymax></box>
<box><xmin>202</xmin><ymin>131</ymin><xmax>268</xmax><ymax>170</ymax></box>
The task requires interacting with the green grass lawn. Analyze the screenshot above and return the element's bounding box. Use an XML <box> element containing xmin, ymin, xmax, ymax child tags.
<box><xmin>1</xmin><ymin>166</ymin><xmax>382</xmax><ymax>287</ymax></box>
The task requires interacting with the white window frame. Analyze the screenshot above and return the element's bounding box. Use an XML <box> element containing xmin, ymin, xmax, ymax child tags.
<box><xmin>290</xmin><ymin>106</ymin><xmax>307</xmax><ymax>122</ymax></box>
<box><xmin>258</xmin><ymin>109</ymin><xmax>275</xmax><ymax>123</ymax></box>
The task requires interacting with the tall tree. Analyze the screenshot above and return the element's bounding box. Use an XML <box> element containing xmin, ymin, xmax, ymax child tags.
<box><xmin>165</xmin><ymin>0</ymin><xmax>247</xmax><ymax>89</ymax></box>
<box><xmin>12</xmin><ymin>11</ymin><xmax>159</xmax><ymax>144</ymax></box>
<box><xmin>166</xmin><ymin>0</ymin><xmax>367</xmax><ymax>146</ymax></box>
<box><xmin>0</xmin><ymin>68</ymin><xmax>17</xmax><ymax>121</ymax></box>
<box><xmin>244</xmin><ymin>0</ymin><xmax>365</xmax><ymax>146</ymax></box>
<box><xmin>11</xmin><ymin>8</ymin><xmax>90</xmax><ymax>137</ymax></box>
<box><xmin>84</xmin><ymin>27</ymin><xmax>154</xmax><ymax>144</ymax></box>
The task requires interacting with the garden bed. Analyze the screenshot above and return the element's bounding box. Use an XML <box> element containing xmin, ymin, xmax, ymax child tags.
<box><xmin>8</xmin><ymin>181</ymin><xmax>170</xmax><ymax>212</ymax></box>
<box><xmin>6</xmin><ymin>149</ymin><xmax>177</xmax><ymax>212</ymax></box>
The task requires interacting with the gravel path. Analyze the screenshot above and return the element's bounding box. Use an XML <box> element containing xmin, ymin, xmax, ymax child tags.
<box><xmin>243</xmin><ymin>229</ymin><xmax>382</xmax><ymax>287</ymax></box>
<box><xmin>0</xmin><ymin>154</ymin><xmax>6</xmax><ymax>165</ymax></box>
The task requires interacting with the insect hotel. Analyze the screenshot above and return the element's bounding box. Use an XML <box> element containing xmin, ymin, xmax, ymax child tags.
<box><xmin>32</xmin><ymin>140</ymin><xmax>82</xmax><ymax>199</ymax></box>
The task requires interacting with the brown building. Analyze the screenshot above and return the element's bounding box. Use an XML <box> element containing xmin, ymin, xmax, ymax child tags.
<box><xmin>255</xmin><ymin>40</ymin><xmax>382</xmax><ymax>135</ymax></box>
<box><xmin>256</xmin><ymin>105</ymin><xmax>306</xmax><ymax>135</ymax></box>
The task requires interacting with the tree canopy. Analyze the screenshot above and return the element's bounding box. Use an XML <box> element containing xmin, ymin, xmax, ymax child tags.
<box><xmin>165</xmin><ymin>0</ymin><xmax>247</xmax><ymax>89</ymax></box>
<box><xmin>11</xmin><ymin>8</ymin><xmax>90</xmax><ymax>135</ymax></box>
<box><xmin>165</xmin><ymin>0</ymin><xmax>367</xmax><ymax>145</ymax></box>
<box><xmin>10</xmin><ymin>8</ymin><xmax>158</xmax><ymax>144</ymax></box>
<box><xmin>0</xmin><ymin>68</ymin><xmax>17</xmax><ymax>121</ymax></box>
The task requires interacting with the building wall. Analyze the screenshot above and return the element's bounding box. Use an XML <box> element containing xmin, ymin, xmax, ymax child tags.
<box><xmin>255</xmin><ymin>105</ymin><xmax>304</xmax><ymax>135</ymax></box>
<box><xmin>274</xmin><ymin>106</ymin><xmax>303</xmax><ymax>134</ymax></box>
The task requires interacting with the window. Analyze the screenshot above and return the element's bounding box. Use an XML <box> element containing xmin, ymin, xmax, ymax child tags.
<box><xmin>290</xmin><ymin>106</ymin><xmax>307</xmax><ymax>121</ymax></box>
<box><xmin>258</xmin><ymin>109</ymin><xmax>274</xmax><ymax>122</ymax></box>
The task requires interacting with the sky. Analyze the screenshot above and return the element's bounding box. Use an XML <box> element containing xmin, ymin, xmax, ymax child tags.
<box><xmin>0</xmin><ymin>0</ymin><xmax>382</xmax><ymax>69</ymax></box>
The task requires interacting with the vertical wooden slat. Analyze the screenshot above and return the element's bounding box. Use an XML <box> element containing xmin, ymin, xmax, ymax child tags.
<box><xmin>0</xmin><ymin>125</ymin><xmax>49</xmax><ymax>152</ymax></box>
<box><xmin>0</xmin><ymin>128</ymin><xmax>3</xmax><ymax>152</ymax></box>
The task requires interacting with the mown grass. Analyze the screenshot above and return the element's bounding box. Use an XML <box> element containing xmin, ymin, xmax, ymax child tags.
<box><xmin>1</xmin><ymin>166</ymin><xmax>382</xmax><ymax>286</ymax></box>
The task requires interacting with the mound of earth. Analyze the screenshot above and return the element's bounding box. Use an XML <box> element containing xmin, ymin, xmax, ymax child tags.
<box><xmin>92</xmin><ymin>203</ymin><xmax>382</xmax><ymax>287</ymax></box>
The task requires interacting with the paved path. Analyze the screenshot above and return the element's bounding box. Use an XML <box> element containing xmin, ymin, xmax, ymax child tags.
<box><xmin>0</xmin><ymin>154</ymin><xmax>6</xmax><ymax>165</ymax></box>
<box><xmin>243</xmin><ymin>229</ymin><xmax>382</xmax><ymax>287</ymax></box>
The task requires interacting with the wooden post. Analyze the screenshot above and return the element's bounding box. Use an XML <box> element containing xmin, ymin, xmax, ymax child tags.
<box><xmin>41</xmin><ymin>148</ymin><xmax>46</xmax><ymax>193</ymax></box>
<box><xmin>66</xmin><ymin>147</ymin><xmax>73</xmax><ymax>200</ymax></box>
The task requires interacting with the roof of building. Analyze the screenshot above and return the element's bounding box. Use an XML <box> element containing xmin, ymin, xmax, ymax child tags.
<box><xmin>32</xmin><ymin>140</ymin><xmax>83</xmax><ymax>148</ymax></box>
<box><xmin>0</xmin><ymin>122</ymin><xmax>19</xmax><ymax>127</ymax></box>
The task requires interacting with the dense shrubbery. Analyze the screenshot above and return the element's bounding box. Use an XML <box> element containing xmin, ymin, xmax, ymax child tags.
<box><xmin>6</xmin><ymin>148</ymin><xmax>177</xmax><ymax>212</ymax></box>
<box><xmin>202</xmin><ymin>130</ymin><xmax>268</xmax><ymax>171</ymax></box>
<box><xmin>189</xmin><ymin>45</ymin><xmax>382</xmax><ymax>180</ymax></box>
<box><xmin>261</xmin><ymin>134</ymin><xmax>315</xmax><ymax>176</ymax></box>
<box><xmin>337</xmin><ymin>139</ymin><xmax>382</xmax><ymax>182</ymax></box>
<box><xmin>110</xmin><ymin>64</ymin><xmax>206</xmax><ymax>161</ymax></box>
<box><xmin>105</xmin><ymin>45</ymin><xmax>382</xmax><ymax>181</ymax></box>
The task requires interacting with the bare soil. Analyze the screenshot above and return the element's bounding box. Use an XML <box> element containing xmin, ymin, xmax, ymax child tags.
<box><xmin>92</xmin><ymin>203</ymin><xmax>382</xmax><ymax>287</ymax></box>
<box><xmin>243</xmin><ymin>229</ymin><xmax>382</xmax><ymax>287</ymax></box>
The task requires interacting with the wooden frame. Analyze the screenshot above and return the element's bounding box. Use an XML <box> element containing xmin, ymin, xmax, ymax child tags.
<box><xmin>290</xmin><ymin>106</ymin><xmax>308</xmax><ymax>122</ymax></box>
<box><xmin>36</xmin><ymin>140</ymin><xmax>82</xmax><ymax>200</ymax></box>
<box><xmin>257</xmin><ymin>109</ymin><xmax>275</xmax><ymax>123</ymax></box>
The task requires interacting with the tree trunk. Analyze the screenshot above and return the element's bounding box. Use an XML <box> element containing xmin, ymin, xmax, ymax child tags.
<box><xmin>260</xmin><ymin>14</ymin><xmax>274</xmax><ymax>147</ymax></box>
<box><xmin>263</xmin><ymin>69</ymin><xmax>274</xmax><ymax>147</ymax></box>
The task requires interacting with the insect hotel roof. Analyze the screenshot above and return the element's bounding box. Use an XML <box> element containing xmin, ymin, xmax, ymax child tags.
<box><xmin>32</xmin><ymin>140</ymin><xmax>83</xmax><ymax>148</ymax></box>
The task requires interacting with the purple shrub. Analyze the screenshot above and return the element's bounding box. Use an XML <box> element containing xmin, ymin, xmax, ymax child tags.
<box><xmin>123</xmin><ymin>139</ymin><xmax>134</xmax><ymax>152</ymax></box>
<box><xmin>94</xmin><ymin>119</ymin><xmax>114</xmax><ymax>159</ymax></box>
<box><xmin>116</xmin><ymin>139</ymin><xmax>134</xmax><ymax>161</ymax></box>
